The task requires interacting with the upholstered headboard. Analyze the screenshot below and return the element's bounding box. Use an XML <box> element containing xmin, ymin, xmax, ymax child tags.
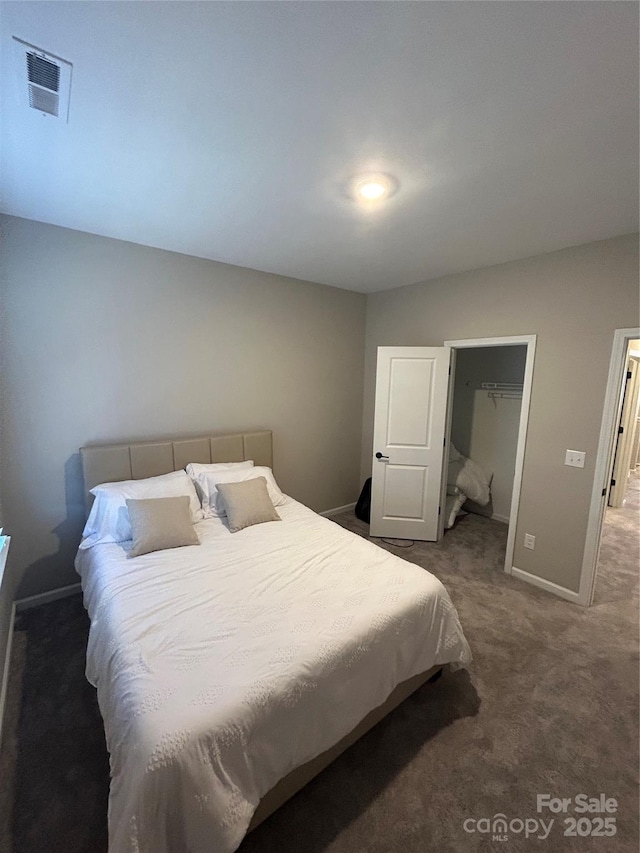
<box><xmin>80</xmin><ymin>430</ymin><xmax>273</xmax><ymax>509</ymax></box>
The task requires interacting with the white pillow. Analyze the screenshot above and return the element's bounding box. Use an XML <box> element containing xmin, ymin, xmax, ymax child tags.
<box><xmin>185</xmin><ymin>460</ymin><xmax>253</xmax><ymax>479</ymax></box>
<box><xmin>81</xmin><ymin>470</ymin><xmax>203</xmax><ymax>548</ymax></box>
<box><xmin>448</xmin><ymin>442</ymin><xmax>490</xmax><ymax>506</ymax></box>
<box><xmin>449</xmin><ymin>456</ymin><xmax>491</xmax><ymax>506</ymax></box>
<box><xmin>196</xmin><ymin>466</ymin><xmax>286</xmax><ymax>518</ymax></box>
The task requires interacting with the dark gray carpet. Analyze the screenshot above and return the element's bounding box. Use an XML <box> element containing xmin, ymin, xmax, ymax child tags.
<box><xmin>0</xmin><ymin>596</ymin><xmax>109</xmax><ymax>853</ymax></box>
<box><xmin>1</xmin><ymin>475</ymin><xmax>638</xmax><ymax>852</ymax></box>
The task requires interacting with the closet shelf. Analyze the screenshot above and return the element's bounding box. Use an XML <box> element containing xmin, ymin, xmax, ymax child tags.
<box><xmin>481</xmin><ymin>382</ymin><xmax>523</xmax><ymax>400</ymax></box>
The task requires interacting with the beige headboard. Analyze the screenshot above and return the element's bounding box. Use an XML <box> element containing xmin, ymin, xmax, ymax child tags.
<box><xmin>80</xmin><ymin>430</ymin><xmax>273</xmax><ymax>508</ymax></box>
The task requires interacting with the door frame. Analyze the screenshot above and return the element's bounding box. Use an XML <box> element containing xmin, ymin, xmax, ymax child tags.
<box><xmin>578</xmin><ymin>327</ymin><xmax>640</xmax><ymax>606</ymax></box>
<box><xmin>608</xmin><ymin>355</ymin><xmax>640</xmax><ymax>507</ymax></box>
<box><xmin>443</xmin><ymin>334</ymin><xmax>537</xmax><ymax>576</ymax></box>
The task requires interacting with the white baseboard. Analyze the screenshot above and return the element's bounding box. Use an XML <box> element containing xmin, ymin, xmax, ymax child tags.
<box><xmin>320</xmin><ymin>502</ymin><xmax>356</xmax><ymax>518</ymax></box>
<box><xmin>491</xmin><ymin>513</ymin><xmax>510</xmax><ymax>524</ymax></box>
<box><xmin>0</xmin><ymin>601</ymin><xmax>16</xmax><ymax>743</ymax></box>
<box><xmin>16</xmin><ymin>582</ymin><xmax>82</xmax><ymax>612</ymax></box>
<box><xmin>511</xmin><ymin>565</ymin><xmax>580</xmax><ymax>604</ymax></box>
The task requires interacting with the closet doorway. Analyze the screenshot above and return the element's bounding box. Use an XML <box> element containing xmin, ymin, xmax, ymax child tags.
<box><xmin>444</xmin><ymin>335</ymin><xmax>537</xmax><ymax>576</ymax></box>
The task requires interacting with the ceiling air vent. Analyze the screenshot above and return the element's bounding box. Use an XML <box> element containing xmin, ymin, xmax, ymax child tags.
<box><xmin>29</xmin><ymin>84</ymin><xmax>59</xmax><ymax>116</ymax></box>
<box><xmin>27</xmin><ymin>53</ymin><xmax>60</xmax><ymax>116</ymax></box>
<box><xmin>13</xmin><ymin>37</ymin><xmax>72</xmax><ymax>122</ymax></box>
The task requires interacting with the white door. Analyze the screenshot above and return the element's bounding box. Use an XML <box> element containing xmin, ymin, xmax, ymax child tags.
<box><xmin>370</xmin><ymin>346</ymin><xmax>452</xmax><ymax>540</ymax></box>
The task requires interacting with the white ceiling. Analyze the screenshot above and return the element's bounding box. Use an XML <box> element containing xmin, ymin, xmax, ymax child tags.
<box><xmin>1</xmin><ymin>1</ymin><xmax>638</xmax><ymax>293</ymax></box>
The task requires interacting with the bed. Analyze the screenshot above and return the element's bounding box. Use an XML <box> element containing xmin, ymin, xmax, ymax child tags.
<box><xmin>75</xmin><ymin>430</ymin><xmax>472</xmax><ymax>853</ymax></box>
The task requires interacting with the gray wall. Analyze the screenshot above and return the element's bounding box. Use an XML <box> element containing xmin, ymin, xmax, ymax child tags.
<box><xmin>0</xmin><ymin>215</ymin><xmax>367</xmax><ymax>599</ymax></box>
<box><xmin>362</xmin><ymin>234</ymin><xmax>639</xmax><ymax>593</ymax></box>
<box><xmin>1</xmin><ymin>216</ymin><xmax>638</xmax><ymax>612</ymax></box>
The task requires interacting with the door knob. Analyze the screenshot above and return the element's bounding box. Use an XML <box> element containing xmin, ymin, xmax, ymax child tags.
<box><xmin>375</xmin><ymin>452</ymin><xmax>389</xmax><ymax>460</ymax></box>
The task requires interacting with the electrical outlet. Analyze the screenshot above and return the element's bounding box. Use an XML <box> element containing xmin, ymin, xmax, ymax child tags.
<box><xmin>565</xmin><ymin>450</ymin><xmax>586</xmax><ymax>468</ymax></box>
<box><xmin>524</xmin><ymin>533</ymin><xmax>536</xmax><ymax>550</ymax></box>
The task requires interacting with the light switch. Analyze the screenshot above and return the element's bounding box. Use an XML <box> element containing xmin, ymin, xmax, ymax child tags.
<box><xmin>565</xmin><ymin>450</ymin><xmax>586</xmax><ymax>468</ymax></box>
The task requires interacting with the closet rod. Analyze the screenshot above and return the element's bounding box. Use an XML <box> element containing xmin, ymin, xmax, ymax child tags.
<box><xmin>487</xmin><ymin>391</ymin><xmax>522</xmax><ymax>400</ymax></box>
<box><xmin>481</xmin><ymin>382</ymin><xmax>524</xmax><ymax>392</ymax></box>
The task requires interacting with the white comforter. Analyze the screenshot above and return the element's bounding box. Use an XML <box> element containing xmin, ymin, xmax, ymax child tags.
<box><xmin>75</xmin><ymin>498</ymin><xmax>471</xmax><ymax>853</ymax></box>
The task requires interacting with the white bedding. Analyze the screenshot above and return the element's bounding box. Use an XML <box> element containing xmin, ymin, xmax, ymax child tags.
<box><xmin>75</xmin><ymin>498</ymin><xmax>471</xmax><ymax>853</ymax></box>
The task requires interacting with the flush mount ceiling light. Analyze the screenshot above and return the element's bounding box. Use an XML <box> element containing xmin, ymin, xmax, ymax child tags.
<box><xmin>353</xmin><ymin>173</ymin><xmax>396</xmax><ymax>203</ymax></box>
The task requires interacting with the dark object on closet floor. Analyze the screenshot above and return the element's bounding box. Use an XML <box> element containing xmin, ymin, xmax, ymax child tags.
<box><xmin>355</xmin><ymin>477</ymin><xmax>372</xmax><ymax>523</ymax></box>
<box><xmin>427</xmin><ymin>667</ymin><xmax>444</xmax><ymax>684</ymax></box>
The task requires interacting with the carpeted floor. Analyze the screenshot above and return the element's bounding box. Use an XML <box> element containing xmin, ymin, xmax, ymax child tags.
<box><xmin>1</xmin><ymin>475</ymin><xmax>638</xmax><ymax>853</ymax></box>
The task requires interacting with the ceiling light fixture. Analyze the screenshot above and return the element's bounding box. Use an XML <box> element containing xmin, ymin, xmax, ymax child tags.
<box><xmin>353</xmin><ymin>173</ymin><xmax>395</xmax><ymax>203</ymax></box>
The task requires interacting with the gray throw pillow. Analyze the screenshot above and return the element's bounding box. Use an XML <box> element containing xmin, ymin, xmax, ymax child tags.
<box><xmin>126</xmin><ymin>496</ymin><xmax>200</xmax><ymax>557</ymax></box>
<box><xmin>215</xmin><ymin>476</ymin><xmax>281</xmax><ymax>533</ymax></box>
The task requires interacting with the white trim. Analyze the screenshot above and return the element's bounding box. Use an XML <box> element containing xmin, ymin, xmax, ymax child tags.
<box><xmin>15</xmin><ymin>582</ymin><xmax>81</xmax><ymax>612</ymax></box>
<box><xmin>444</xmin><ymin>334</ymin><xmax>533</xmax><ymax>349</ymax></box>
<box><xmin>491</xmin><ymin>513</ymin><xmax>510</xmax><ymax>525</ymax></box>
<box><xmin>440</xmin><ymin>347</ymin><xmax>458</xmax><ymax>540</ymax></box>
<box><xmin>511</xmin><ymin>565</ymin><xmax>580</xmax><ymax>603</ymax></box>
<box><xmin>444</xmin><ymin>334</ymin><xmax>537</xmax><ymax>576</ymax></box>
<box><xmin>578</xmin><ymin>327</ymin><xmax>640</xmax><ymax>606</ymax></box>
<box><xmin>320</xmin><ymin>502</ymin><xmax>356</xmax><ymax>518</ymax></box>
<box><xmin>0</xmin><ymin>602</ymin><xmax>16</xmax><ymax>743</ymax></box>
